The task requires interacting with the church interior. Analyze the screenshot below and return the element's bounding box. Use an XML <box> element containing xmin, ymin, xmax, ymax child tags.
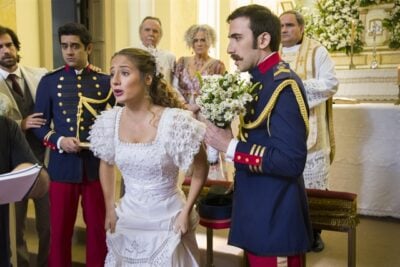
<box><xmin>1</xmin><ymin>0</ymin><xmax>399</xmax><ymax>266</ymax></box>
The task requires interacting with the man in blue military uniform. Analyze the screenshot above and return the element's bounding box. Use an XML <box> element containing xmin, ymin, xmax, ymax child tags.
<box><xmin>204</xmin><ymin>5</ymin><xmax>312</xmax><ymax>267</ymax></box>
<box><xmin>33</xmin><ymin>22</ymin><xmax>114</xmax><ymax>267</ymax></box>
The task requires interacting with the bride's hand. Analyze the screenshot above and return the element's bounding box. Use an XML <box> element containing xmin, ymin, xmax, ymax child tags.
<box><xmin>186</xmin><ymin>103</ymin><xmax>200</xmax><ymax>114</ymax></box>
<box><xmin>174</xmin><ymin>211</ymin><xmax>190</xmax><ymax>235</ymax></box>
<box><xmin>105</xmin><ymin>208</ymin><xmax>118</xmax><ymax>233</ymax></box>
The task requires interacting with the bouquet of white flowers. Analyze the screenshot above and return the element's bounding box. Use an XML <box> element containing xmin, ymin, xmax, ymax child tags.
<box><xmin>196</xmin><ymin>72</ymin><xmax>258</xmax><ymax>163</ymax></box>
<box><xmin>196</xmin><ymin>72</ymin><xmax>257</xmax><ymax>127</ymax></box>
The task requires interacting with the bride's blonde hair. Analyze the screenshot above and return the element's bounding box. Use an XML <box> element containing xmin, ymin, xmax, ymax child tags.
<box><xmin>111</xmin><ymin>48</ymin><xmax>184</xmax><ymax>109</ymax></box>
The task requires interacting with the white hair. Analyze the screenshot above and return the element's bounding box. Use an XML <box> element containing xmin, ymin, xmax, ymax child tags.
<box><xmin>184</xmin><ymin>24</ymin><xmax>217</xmax><ymax>49</ymax></box>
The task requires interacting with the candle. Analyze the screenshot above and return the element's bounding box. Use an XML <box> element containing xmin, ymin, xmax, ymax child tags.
<box><xmin>351</xmin><ymin>20</ymin><xmax>355</xmax><ymax>44</ymax></box>
<box><xmin>398</xmin><ymin>65</ymin><xmax>400</xmax><ymax>85</ymax></box>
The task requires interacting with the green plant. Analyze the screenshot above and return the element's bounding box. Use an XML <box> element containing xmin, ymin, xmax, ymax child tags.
<box><xmin>359</xmin><ymin>0</ymin><xmax>393</xmax><ymax>7</ymax></box>
<box><xmin>383</xmin><ymin>0</ymin><xmax>400</xmax><ymax>49</ymax></box>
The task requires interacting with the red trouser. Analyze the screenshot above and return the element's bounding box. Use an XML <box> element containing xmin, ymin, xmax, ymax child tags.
<box><xmin>48</xmin><ymin>179</ymin><xmax>106</xmax><ymax>267</ymax></box>
<box><xmin>247</xmin><ymin>252</ymin><xmax>304</xmax><ymax>267</ymax></box>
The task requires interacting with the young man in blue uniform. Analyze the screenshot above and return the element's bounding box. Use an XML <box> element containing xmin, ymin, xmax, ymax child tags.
<box><xmin>33</xmin><ymin>22</ymin><xmax>114</xmax><ymax>267</ymax></box>
<box><xmin>204</xmin><ymin>5</ymin><xmax>312</xmax><ymax>267</ymax></box>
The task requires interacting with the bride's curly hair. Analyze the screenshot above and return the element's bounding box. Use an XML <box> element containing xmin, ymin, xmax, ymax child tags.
<box><xmin>112</xmin><ymin>48</ymin><xmax>184</xmax><ymax>109</ymax></box>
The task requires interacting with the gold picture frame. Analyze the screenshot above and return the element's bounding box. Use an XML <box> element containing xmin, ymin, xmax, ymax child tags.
<box><xmin>281</xmin><ymin>1</ymin><xmax>294</xmax><ymax>11</ymax></box>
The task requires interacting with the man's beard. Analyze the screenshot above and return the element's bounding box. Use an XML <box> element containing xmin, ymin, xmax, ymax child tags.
<box><xmin>0</xmin><ymin>55</ymin><xmax>18</xmax><ymax>69</ymax></box>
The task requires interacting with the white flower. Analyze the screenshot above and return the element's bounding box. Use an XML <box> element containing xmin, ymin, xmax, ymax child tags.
<box><xmin>196</xmin><ymin>72</ymin><xmax>258</xmax><ymax>127</ymax></box>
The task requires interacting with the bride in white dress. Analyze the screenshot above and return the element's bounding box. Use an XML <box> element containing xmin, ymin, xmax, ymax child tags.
<box><xmin>89</xmin><ymin>48</ymin><xmax>208</xmax><ymax>266</ymax></box>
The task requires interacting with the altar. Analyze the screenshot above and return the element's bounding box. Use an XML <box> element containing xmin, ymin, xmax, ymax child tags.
<box><xmin>334</xmin><ymin>68</ymin><xmax>398</xmax><ymax>101</ymax></box>
<box><xmin>329</xmin><ymin>103</ymin><xmax>400</xmax><ymax>218</ymax></box>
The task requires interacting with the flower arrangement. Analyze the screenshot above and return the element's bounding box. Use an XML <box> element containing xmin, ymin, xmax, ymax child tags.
<box><xmin>305</xmin><ymin>0</ymin><xmax>364</xmax><ymax>54</ymax></box>
<box><xmin>196</xmin><ymin>72</ymin><xmax>256</xmax><ymax>128</ymax></box>
<box><xmin>383</xmin><ymin>0</ymin><xmax>400</xmax><ymax>49</ymax></box>
<box><xmin>196</xmin><ymin>72</ymin><xmax>257</xmax><ymax>164</ymax></box>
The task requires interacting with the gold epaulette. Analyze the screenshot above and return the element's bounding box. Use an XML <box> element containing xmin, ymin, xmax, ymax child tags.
<box><xmin>239</xmin><ymin>79</ymin><xmax>309</xmax><ymax>140</ymax></box>
<box><xmin>273</xmin><ymin>62</ymin><xmax>291</xmax><ymax>81</ymax></box>
<box><xmin>43</xmin><ymin>66</ymin><xmax>64</xmax><ymax>76</ymax></box>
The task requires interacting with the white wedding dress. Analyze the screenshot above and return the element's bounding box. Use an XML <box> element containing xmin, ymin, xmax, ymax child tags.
<box><xmin>89</xmin><ymin>106</ymin><xmax>205</xmax><ymax>267</ymax></box>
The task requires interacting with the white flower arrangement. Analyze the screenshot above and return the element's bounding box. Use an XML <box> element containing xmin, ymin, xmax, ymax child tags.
<box><xmin>304</xmin><ymin>0</ymin><xmax>364</xmax><ymax>54</ymax></box>
<box><xmin>196</xmin><ymin>72</ymin><xmax>257</xmax><ymax>128</ymax></box>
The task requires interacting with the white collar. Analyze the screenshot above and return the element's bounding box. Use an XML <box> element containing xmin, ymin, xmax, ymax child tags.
<box><xmin>75</xmin><ymin>63</ymin><xmax>89</xmax><ymax>75</ymax></box>
<box><xmin>282</xmin><ymin>44</ymin><xmax>301</xmax><ymax>53</ymax></box>
<box><xmin>0</xmin><ymin>66</ymin><xmax>22</xmax><ymax>80</ymax></box>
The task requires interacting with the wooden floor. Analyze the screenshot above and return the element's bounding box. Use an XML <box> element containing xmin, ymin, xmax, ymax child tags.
<box><xmin>24</xmin><ymin>214</ymin><xmax>400</xmax><ymax>267</ymax></box>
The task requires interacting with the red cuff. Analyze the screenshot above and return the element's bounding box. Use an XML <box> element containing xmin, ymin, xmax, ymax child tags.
<box><xmin>233</xmin><ymin>152</ymin><xmax>262</xmax><ymax>166</ymax></box>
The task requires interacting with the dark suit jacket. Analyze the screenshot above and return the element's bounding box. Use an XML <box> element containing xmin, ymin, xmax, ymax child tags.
<box><xmin>0</xmin><ymin>116</ymin><xmax>38</xmax><ymax>267</ymax></box>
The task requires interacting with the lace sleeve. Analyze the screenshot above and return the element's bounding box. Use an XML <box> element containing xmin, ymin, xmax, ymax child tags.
<box><xmin>163</xmin><ymin>109</ymin><xmax>206</xmax><ymax>171</ymax></box>
<box><xmin>88</xmin><ymin>107</ymin><xmax>119</xmax><ymax>164</ymax></box>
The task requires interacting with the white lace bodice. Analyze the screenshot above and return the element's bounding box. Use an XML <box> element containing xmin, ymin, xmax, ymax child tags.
<box><xmin>89</xmin><ymin>106</ymin><xmax>205</xmax><ymax>202</ymax></box>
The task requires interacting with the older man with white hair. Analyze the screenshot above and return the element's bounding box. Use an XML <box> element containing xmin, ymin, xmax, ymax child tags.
<box><xmin>138</xmin><ymin>16</ymin><xmax>176</xmax><ymax>84</ymax></box>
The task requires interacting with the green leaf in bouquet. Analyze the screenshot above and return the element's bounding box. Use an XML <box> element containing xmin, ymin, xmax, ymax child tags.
<box><xmin>196</xmin><ymin>71</ymin><xmax>204</xmax><ymax>88</ymax></box>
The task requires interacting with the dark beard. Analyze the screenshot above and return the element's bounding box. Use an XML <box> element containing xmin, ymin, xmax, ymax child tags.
<box><xmin>0</xmin><ymin>56</ymin><xmax>18</xmax><ymax>69</ymax></box>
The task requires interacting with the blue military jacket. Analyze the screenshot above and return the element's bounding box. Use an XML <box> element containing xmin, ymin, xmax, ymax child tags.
<box><xmin>33</xmin><ymin>65</ymin><xmax>115</xmax><ymax>183</ymax></box>
<box><xmin>228</xmin><ymin>53</ymin><xmax>313</xmax><ymax>256</ymax></box>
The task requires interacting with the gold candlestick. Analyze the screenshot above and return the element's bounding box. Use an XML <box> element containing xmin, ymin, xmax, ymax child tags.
<box><xmin>369</xmin><ymin>21</ymin><xmax>381</xmax><ymax>69</ymax></box>
<box><xmin>396</xmin><ymin>66</ymin><xmax>400</xmax><ymax>105</ymax></box>
<box><xmin>349</xmin><ymin>20</ymin><xmax>356</xmax><ymax>69</ymax></box>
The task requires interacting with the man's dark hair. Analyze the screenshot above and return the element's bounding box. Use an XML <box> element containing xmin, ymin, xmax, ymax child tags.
<box><xmin>0</xmin><ymin>25</ymin><xmax>21</xmax><ymax>51</ymax></box>
<box><xmin>58</xmin><ymin>22</ymin><xmax>92</xmax><ymax>48</ymax></box>
<box><xmin>280</xmin><ymin>10</ymin><xmax>305</xmax><ymax>27</ymax></box>
<box><xmin>227</xmin><ymin>4</ymin><xmax>281</xmax><ymax>52</ymax></box>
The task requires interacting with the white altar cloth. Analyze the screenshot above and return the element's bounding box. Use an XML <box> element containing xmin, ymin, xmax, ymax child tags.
<box><xmin>335</xmin><ymin>69</ymin><xmax>398</xmax><ymax>101</ymax></box>
<box><xmin>329</xmin><ymin>103</ymin><xmax>400</xmax><ymax>218</ymax></box>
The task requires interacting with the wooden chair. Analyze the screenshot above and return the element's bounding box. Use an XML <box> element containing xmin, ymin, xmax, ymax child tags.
<box><xmin>306</xmin><ymin>189</ymin><xmax>360</xmax><ymax>267</ymax></box>
<box><xmin>182</xmin><ymin>178</ymin><xmax>233</xmax><ymax>267</ymax></box>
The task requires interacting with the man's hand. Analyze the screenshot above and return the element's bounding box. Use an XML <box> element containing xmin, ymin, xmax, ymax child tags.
<box><xmin>60</xmin><ymin>137</ymin><xmax>81</xmax><ymax>153</ymax></box>
<box><xmin>21</xmin><ymin>113</ymin><xmax>46</xmax><ymax>131</ymax></box>
<box><xmin>204</xmin><ymin>120</ymin><xmax>233</xmax><ymax>153</ymax></box>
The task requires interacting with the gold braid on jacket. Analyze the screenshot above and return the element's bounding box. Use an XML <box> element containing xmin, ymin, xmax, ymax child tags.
<box><xmin>239</xmin><ymin>79</ymin><xmax>309</xmax><ymax>141</ymax></box>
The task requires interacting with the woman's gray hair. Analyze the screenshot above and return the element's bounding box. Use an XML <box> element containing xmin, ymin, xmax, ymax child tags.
<box><xmin>0</xmin><ymin>93</ymin><xmax>12</xmax><ymax>116</ymax></box>
<box><xmin>184</xmin><ymin>24</ymin><xmax>217</xmax><ymax>49</ymax></box>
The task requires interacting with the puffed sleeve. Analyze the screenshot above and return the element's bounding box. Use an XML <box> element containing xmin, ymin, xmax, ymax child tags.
<box><xmin>88</xmin><ymin>107</ymin><xmax>120</xmax><ymax>164</ymax></box>
<box><xmin>163</xmin><ymin>108</ymin><xmax>206</xmax><ymax>171</ymax></box>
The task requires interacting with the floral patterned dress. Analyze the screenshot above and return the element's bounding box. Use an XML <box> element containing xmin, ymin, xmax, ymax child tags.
<box><xmin>173</xmin><ymin>56</ymin><xmax>227</xmax><ymax>180</ymax></box>
<box><xmin>173</xmin><ymin>57</ymin><xmax>225</xmax><ymax>104</ymax></box>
